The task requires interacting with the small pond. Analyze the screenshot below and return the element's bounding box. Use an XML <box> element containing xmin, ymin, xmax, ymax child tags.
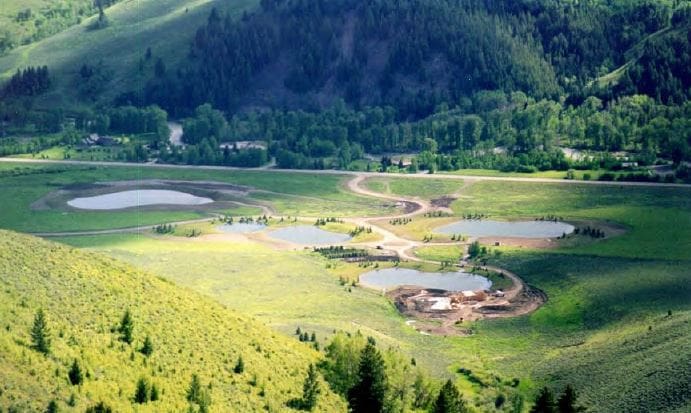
<box><xmin>436</xmin><ymin>219</ymin><xmax>574</xmax><ymax>238</ymax></box>
<box><xmin>67</xmin><ymin>189</ymin><xmax>213</xmax><ymax>210</ymax></box>
<box><xmin>217</xmin><ymin>223</ymin><xmax>266</xmax><ymax>234</ymax></box>
<box><xmin>359</xmin><ymin>268</ymin><xmax>491</xmax><ymax>292</ymax></box>
<box><xmin>268</xmin><ymin>225</ymin><xmax>352</xmax><ymax>245</ymax></box>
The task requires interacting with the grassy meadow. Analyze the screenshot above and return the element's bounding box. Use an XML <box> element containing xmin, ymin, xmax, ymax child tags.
<box><xmin>1</xmin><ymin>162</ymin><xmax>690</xmax><ymax>411</ymax></box>
<box><xmin>0</xmin><ymin>163</ymin><xmax>392</xmax><ymax>233</ymax></box>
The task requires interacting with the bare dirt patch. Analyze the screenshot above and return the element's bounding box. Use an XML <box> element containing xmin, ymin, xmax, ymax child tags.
<box><xmin>389</xmin><ymin>284</ymin><xmax>546</xmax><ymax>336</ymax></box>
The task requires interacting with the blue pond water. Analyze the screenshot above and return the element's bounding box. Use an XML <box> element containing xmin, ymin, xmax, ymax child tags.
<box><xmin>217</xmin><ymin>223</ymin><xmax>266</xmax><ymax>234</ymax></box>
<box><xmin>68</xmin><ymin>189</ymin><xmax>213</xmax><ymax>210</ymax></box>
<box><xmin>359</xmin><ymin>268</ymin><xmax>491</xmax><ymax>292</ymax></box>
<box><xmin>436</xmin><ymin>219</ymin><xmax>574</xmax><ymax>238</ymax></box>
<box><xmin>268</xmin><ymin>225</ymin><xmax>352</xmax><ymax>245</ymax></box>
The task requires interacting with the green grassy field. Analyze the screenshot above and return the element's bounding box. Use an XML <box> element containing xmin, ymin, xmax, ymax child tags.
<box><xmin>454</xmin><ymin>181</ymin><xmax>691</xmax><ymax>260</ymax></box>
<box><xmin>0</xmin><ymin>163</ymin><xmax>391</xmax><ymax>232</ymax></box>
<box><xmin>0</xmin><ymin>0</ymin><xmax>258</xmax><ymax>109</ymax></box>
<box><xmin>0</xmin><ymin>230</ymin><xmax>346</xmax><ymax>412</ymax></box>
<box><xmin>364</xmin><ymin>176</ymin><xmax>465</xmax><ymax>199</ymax></box>
<box><xmin>3</xmin><ymin>164</ymin><xmax>690</xmax><ymax>411</ymax></box>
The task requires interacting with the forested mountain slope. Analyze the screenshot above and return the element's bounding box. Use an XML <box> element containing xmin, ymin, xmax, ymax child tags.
<box><xmin>141</xmin><ymin>0</ymin><xmax>687</xmax><ymax>118</ymax></box>
<box><xmin>0</xmin><ymin>230</ymin><xmax>346</xmax><ymax>412</ymax></box>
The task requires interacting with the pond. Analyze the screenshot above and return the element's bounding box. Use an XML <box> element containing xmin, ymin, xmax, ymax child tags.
<box><xmin>67</xmin><ymin>189</ymin><xmax>213</xmax><ymax>210</ymax></box>
<box><xmin>359</xmin><ymin>268</ymin><xmax>491</xmax><ymax>292</ymax></box>
<box><xmin>217</xmin><ymin>223</ymin><xmax>266</xmax><ymax>234</ymax></box>
<box><xmin>268</xmin><ymin>225</ymin><xmax>352</xmax><ymax>245</ymax></box>
<box><xmin>436</xmin><ymin>219</ymin><xmax>574</xmax><ymax>238</ymax></box>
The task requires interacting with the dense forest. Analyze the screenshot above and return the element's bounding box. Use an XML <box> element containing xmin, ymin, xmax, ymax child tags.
<box><xmin>138</xmin><ymin>0</ymin><xmax>688</xmax><ymax>118</ymax></box>
<box><xmin>1</xmin><ymin>0</ymin><xmax>690</xmax><ymax>178</ymax></box>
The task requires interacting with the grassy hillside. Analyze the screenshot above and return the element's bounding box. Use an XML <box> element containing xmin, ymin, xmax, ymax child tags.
<box><xmin>0</xmin><ymin>0</ymin><xmax>258</xmax><ymax>109</ymax></box>
<box><xmin>0</xmin><ymin>230</ymin><xmax>346</xmax><ymax>412</ymax></box>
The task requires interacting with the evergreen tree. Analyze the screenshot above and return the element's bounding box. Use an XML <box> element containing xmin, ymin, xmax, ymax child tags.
<box><xmin>31</xmin><ymin>308</ymin><xmax>51</xmax><ymax>355</ymax></box>
<box><xmin>234</xmin><ymin>355</ymin><xmax>244</xmax><ymax>373</ymax></box>
<box><xmin>187</xmin><ymin>374</ymin><xmax>211</xmax><ymax>411</ymax></box>
<box><xmin>140</xmin><ymin>335</ymin><xmax>154</xmax><ymax>357</ymax></box>
<box><xmin>187</xmin><ymin>374</ymin><xmax>203</xmax><ymax>403</ymax></box>
<box><xmin>433</xmin><ymin>379</ymin><xmax>467</xmax><ymax>413</ymax></box>
<box><xmin>134</xmin><ymin>377</ymin><xmax>149</xmax><ymax>404</ymax></box>
<box><xmin>347</xmin><ymin>337</ymin><xmax>387</xmax><ymax>413</ymax></box>
<box><xmin>118</xmin><ymin>310</ymin><xmax>134</xmax><ymax>344</ymax></box>
<box><xmin>45</xmin><ymin>400</ymin><xmax>59</xmax><ymax>413</ymax></box>
<box><xmin>557</xmin><ymin>385</ymin><xmax>585</xmax><ymax>413</ymax></box>
<box><xmin>85</xmin><ymin>402</ymin><xmax>113</xmax><ymax>413</ymax></box>
<box><xmin>301</xmin><ymin>364</ymin><xmax>320</xmax><ymax>411</ymax></box>
<box><xmin>150</xmin><ymin>383</ymin><xmax>160</xmax><ymax>401</ymax></box>
<box><xmin>531</xmin><ymin>387</ymin><xmax>556</xmax><ymax>413</ymax></box>
<box><xmin>68</xmin><ymin>359</ymin><xmax>83</xmax><ymax>385</ymax></box>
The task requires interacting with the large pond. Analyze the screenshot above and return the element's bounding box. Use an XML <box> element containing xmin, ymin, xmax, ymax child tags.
<box><xmin>217</xmin><ymin>223</ymin><xmax>266</xmax><ymax>234</ymax></box>
<box><xmin>67</xmin><ymin>189</ymin><xmax>213</xmax><ymax>210</ymax></box>
<box><xmin>360</xmin><ymin>268</ymin><xmax>491</xmax><ymax>291</ymax></box>
<box><xmin>268</xmin><ymin>225</ymin><xmax>352</xmax><ymax>245</ymax></box>
<box><xmin>436</xmin><ymin>219</ymin><xmax>574</xmax><ymax>238</ymax></box>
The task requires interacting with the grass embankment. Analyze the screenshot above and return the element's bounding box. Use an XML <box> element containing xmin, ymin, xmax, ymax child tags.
<box><xmin>0</xmin><ymin>230</ymin><xmax>346</xmax><ymax>412</ymax></box>
<box><xmin>0</xmin><ymin>0</ymin><xmax>259</xmax><ymax>109</ymax></box>
<box><xmin>364</xmin><ymin>176</ymin><xmax>465</xmax><ymax>199</ymax></box>
<box><xmin>0</xmin><ymin>163</ymin><xmax>391</xmax><ymax>233</ymax></box>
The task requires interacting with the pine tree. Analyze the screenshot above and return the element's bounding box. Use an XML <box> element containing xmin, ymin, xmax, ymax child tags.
<box><xmin>135</xmin><ymin>377</ymin><xmax>150</xmax><ymax>404</ymax></box>
<box><xmin>150</xmin><ymin>383</ymin><xmax>160</xmax><ymax>401</ymax></box>
<box><xmin>234</xmin><ymin>355</ymin><xmax>244</xmax><ymax>373</ymax></box>
<box><xmin>187</xmin><ymin>374</ymin><xmax>203</xmax><ymax>403</ymax></box>
<box><xmin>301</xmin><ymin>364</ymin><xmax>320</xmax><ymax>411</ymax></box>
<box><xmin>31</xmin><ymin>308</ymin><xmax>51</xmax><ymax>355</ymax></box>
<box><xmin>433</xmin><ymin>379</ymin><xmax>467</xmax><ymax>413</ymax></box>
<box><xmin>68</xmin><ymin>359</ymin><xmax>83</xmax><ymax>385</ymax></box>
<box><xmin>347</xmin><ymin>337</ymin><xmax>387</xmax><ymax>413</ymax></box>
<box><xmin>45</xmin><ymin>400</ymin><xmax>59</xmax><ymax>413</ymax></box>
<box><xmin>118</xmin><ymin>310</ymin><xmax>134</xmax><ymax>344</ymax></box>
<box><xmin>140</xmin><ymin>335</ymin><xmax>153</xmax><ymax>357</ymax></box>
<box><xmin>85</xmin><ymin>402</ymin><xmax>113</xmax><ymax>413</ymax></box>
<box><xmin>557</xmin><ymin>385</ymin><xmax>585</xmax><ymax>413</ymax></box>
<box><xmin>531</xmin><ymin>387</ymin><xmax>556</xmax><ymax>413</ymax></box>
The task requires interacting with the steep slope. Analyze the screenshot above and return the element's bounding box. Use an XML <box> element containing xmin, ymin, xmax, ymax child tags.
<box><xmin>0</xmin><ymin>230</ymin><xmax>346</xmax><ymax>412</ymax></box>
<box><xmin>0</xmin><ymin>0</ymin><xmax>258</xmax><ymax>109</ymax></box>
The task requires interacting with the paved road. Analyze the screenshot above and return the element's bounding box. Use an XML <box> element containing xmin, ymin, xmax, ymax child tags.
<box><xmin>2</xmin><ymin>157</ymin><xmax>690</xmax><ymax>188</ymax></box>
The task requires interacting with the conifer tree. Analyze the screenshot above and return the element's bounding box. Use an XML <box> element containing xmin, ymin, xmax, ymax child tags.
<box><xmin>45</xmin><ymin>400</ymin><xmax>59</xmax><ymax>413</ymax></box>
<box><xmin>347</xmin><ymin>337</ymin><xmax>387</xmax><ymax>413</ymax></box>
<box><xmin>68</xmin><ymin>359</ymin><xmax>83</xmax><ymax>385</ymax></box>
<box><xmin>134</xmin><ymin>377</ymin><xmax>149</xmax><ymax>404</ymax></box>
<box><xmin>433</xmin><ymin>379</ymin><xmax>468</xmax><ymax>413</ymax></box>
<box><xmin>531</xmin><ymin>387</ymin><xmax>556</xmax><ymax>413</ymax></box>
<box><xmin>118</xmin><ymin>310</ymin><xmax>134</xmax><ymax>344</ymax></box>
<box><xmin>234</xmin><ymin>355</ymin><xmax>245</xmax><ymax>373</ymax></box>
<box><xmin>557</xmin><ymin>385</ymin><xmax>585</xmax><ymax>413</ymax></box>
<box><xmin>31</xmin><ymin>308</ymin><xmax>51</xmax><ymax>355</ymax></box>
<box><xmin>140</xmin><ymin>335</ymin><xmax>153</xmax><ymax>356</ymax></box>
<box><xmin>301</xmin><ymin>364</ymin><xmax>320</xmax><ymax>411</ymax></box>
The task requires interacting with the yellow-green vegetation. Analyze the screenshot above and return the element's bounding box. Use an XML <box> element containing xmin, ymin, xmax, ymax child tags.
<box><xmin>413</xmin><ymin>245</ymin><xmax>463</xmax><ymax>263</ymax></box>
<box><xmin>0</xmin><ymin>0</ymin><xmax>259</xmax><ymax>109</ymax></box>
<box><xmin>0</xmin><ymin>230</ymin><xmax>346</xmax><ymax>412</ymax></box>
<box><xmin>374</xmin><ymin>215</ymin><xmax>459</xmax><ymax>242</ymax></box>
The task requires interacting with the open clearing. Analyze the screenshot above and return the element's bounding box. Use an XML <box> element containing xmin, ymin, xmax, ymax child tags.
<box><xmin>1</xmin><ymin>160</ymin><xmax>690</xmax><ymax>411</ymax></box>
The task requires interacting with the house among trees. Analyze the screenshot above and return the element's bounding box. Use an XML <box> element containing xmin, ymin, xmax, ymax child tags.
<box><xmin>82</xmin><ymin>134</ymin><xmax>117</xmax><ymax>147</ymax></box>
